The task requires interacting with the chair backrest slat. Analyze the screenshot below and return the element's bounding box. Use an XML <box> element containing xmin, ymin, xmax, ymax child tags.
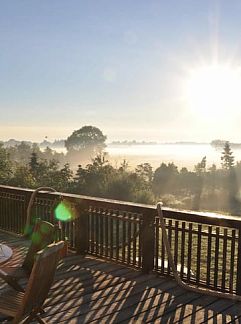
<box><xmin>22</xmin><ymin>220</ymin><xmax>56</xmax><ymax>273</ymax></box>
<box><xmin>15</xmin><ymin>241</ymin><xmax>64</xmax><ymax>321</ymax></box>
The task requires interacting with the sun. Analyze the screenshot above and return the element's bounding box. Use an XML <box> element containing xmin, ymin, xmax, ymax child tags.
<box><xmin>185</xmin><ymin>64</ymin><xmax>241</xmax><ymax>118</ymax></box>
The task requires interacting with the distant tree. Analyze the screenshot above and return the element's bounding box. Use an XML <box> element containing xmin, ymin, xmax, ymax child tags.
<box><xmin>29</xmin><ymin>152</ymin><xmax>39</xmax><ymax>178</ymax></box>
<box><xmin>8</xmin><ymin>142</ymin><xmax>39</xmax><ymax>165</ymax></box>
<box><xmin>192</xmin><ymin>156</ymin><xmax>207</xmax><ymax>211</ymax></box>
<box><xmin>10</xmin><ymin>165</ymin><xmax>36</xmax><ymax>188</ymax></box>
<box><xmin>227</xmin><ymin>168</ymin><xmax>241</xmax><ymax>215</ymax></box>
<box><xmin>152</xmin><ymin>162</ymin><xmax>179</xmax><ymax>196</ymax></box>
<box><xmin>178</xmin><ymin>167</ymin><xmax>197</xmax><ymax>195</ymax></box>
<box><xmin>41</xmin><ymin>162</ymin><xmax>73</xmax><ymax>192</ymax></box>
<box><xmin>119</xmin><ymin>159</ymin><xmax>129</xmax><ymax>172</ymax></box>
<box><xmin>0</xmin><ymin>143</ymin><xmax>12</xmax><ymax>183</ymax></box>
<box><xmin>65</xmin><ymin>126</ymin><xmax>107</xmax><ymax>157</ymax></box>
<box><xmin>74</xmin><ymin>154</ymin><xmax>114</xmax><ymax>197</ymax></box>
<box><xmin>194</xmin><ymin>156</ymin><xmax>206</xmax><ymax>174</ymax></box>
<box><xmin>221</xmin><ymin>142</ymin><xmax>234</xmax><ymax>170</ymax></box>
<box><xmin>135</xmin><ymin>163</ymin><xmax>153</xmax><ymax>182</ymax></box>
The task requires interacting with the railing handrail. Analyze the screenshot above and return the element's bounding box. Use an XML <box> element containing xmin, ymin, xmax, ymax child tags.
<box><xmin>1</xmin><ymin>185</ymin><xmax>241</xmax><ymax>228</ymax></box>
<box><xmin>1</xmin><ymin>184</ymin><xmax>241</xmax><ymax>294</ymax></box>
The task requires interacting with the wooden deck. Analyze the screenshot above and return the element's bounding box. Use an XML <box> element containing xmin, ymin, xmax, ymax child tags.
<box><xmin>1</xmin><ymin>231</ymin><xmax>241</xmax><ymax>323</ymax></box>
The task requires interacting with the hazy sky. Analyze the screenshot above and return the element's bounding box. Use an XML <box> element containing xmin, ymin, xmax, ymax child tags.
<box><xmin>1</xmin><ymin>0</ymin><xmax>241</xmax><ymax>142</ymax></box>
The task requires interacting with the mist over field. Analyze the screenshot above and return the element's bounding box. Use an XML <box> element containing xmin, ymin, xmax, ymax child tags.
<box><xmin>40</xmin><ymin>142</ymin><xmax>241</xmax><ymax>170</ymax></box>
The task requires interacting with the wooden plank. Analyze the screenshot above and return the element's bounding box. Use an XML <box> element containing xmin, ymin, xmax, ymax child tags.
<box><xmin>162</xmin><ymin>294</ymin><xmax>218</xmax><ymax>323</ymax></box>
<box><xmin>128</xmin><ymin>291</ymin><xmax>201</xmax><ymax>323</ymax></box>
<box><xmin>45</xmin><ymin>279</ymin><xmax>180</xmax><ymax>323</ymax></box>
<box><xmin>44</xmin><ymin>276</ymin><xmax>170</xmax><ymax>319</ymax></box>
<box><xmin>2</xmin><ymin>230</ymin><xmax>241</xmax><ymax>324</ymax></box>
<box><xmin>190</xmin><ymin>298</ymin><xmax>241</xmax><ymax>323</ymax></box>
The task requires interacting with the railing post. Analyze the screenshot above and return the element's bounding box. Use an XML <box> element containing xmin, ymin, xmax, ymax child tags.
<box><xmin>141</xmin><ymin>212</ymin><xmax>155</xmax><ymax>273</ymax></box>
<box><xmin>75</xmin><ymin>203</ymin><xmax>89</xmax><ymax>254</ymax></box>
<box><xmin>236</xmin><ymin>227</ymin><xmax>241</xmax><ymax>295</ymax></box>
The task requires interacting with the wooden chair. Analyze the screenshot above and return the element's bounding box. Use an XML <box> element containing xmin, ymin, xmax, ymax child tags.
<box><xmin>0</xmin><ymin>241</ymin><xmax>64</xmax><ymax>324</ymax></box>
<box><xmin>0</xmin><ymin>219</ymin><xmax>57</xmax><ymax>292</ymax></box>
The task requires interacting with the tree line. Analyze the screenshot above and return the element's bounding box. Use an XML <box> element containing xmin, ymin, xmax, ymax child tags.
<box><xmin>0</xmin><ymin>126</ymin><xmax>240</xmax><ymax>215</ymax></box>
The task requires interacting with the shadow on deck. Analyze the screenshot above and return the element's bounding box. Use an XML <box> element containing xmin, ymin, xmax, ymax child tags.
<box><xmin>1</xmin><ymin>230</ymin><xmax>241</xmax><ymax>323</ymax></box>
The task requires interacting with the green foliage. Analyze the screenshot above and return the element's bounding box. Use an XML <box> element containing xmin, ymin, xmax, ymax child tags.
<box><xmin>0</xmin><ymin>143</ymin><xmax>12</xmax><ymax>183</ymax></box>
<box><xmin>194</xmin><ymin>156</ymin><xmax>206</xmax><ymax>174</ymax></box>
<box><xmin>74</xmin><ymin>154</ymin><xmax>114</xmax><ymax>197</ymax></box>
<box><xmin>152</xmin><ymin>162</ymin><xmax>178</xmax><ymax>196</ymax></box>
<box><xmin>65</xmin><ymin>126</ymin><xmax>107</xmax><ymax>155</ymax></box>
<box><xmin>135</xmin><ymin>163</ymin><xmax>153</xmax><ymax>183</ymax></box>
<box><xmin>221</xmin><ymin>141</ymin><xmax>234</xmax><ymax>170</ymax></box>
<box><xmin>2</xmin><ymin>131</ymin><xmax>241</xmax><ymax>215</ymax></box>
<box><xmin>10</xmin><ymin>165</ymin><xmax>36</xmax><ymax>188</ymax></box>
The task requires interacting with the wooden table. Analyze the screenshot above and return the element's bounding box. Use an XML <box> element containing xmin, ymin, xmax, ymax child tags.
<box><xmin>0</xmin><ymin>244</ymin><xmax>13</xmax><ymax>264</ymax></box>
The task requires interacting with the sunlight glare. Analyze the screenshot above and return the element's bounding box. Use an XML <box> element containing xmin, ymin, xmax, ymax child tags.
<box><xmin>186</xmin><ymin>64</ymin><xmax>241</xmax><ymax>118</ymax></box>
<box><xmin>54</xmin><ymin>200</ymin><xmax>76</xmax><ymax>222</ymax></box>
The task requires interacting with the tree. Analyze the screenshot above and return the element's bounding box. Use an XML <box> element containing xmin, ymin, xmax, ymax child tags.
<box><xmin>221</xmin><ymin>142</ymin><xmax>234</xmax><ymax>170</ymax></box>
<box><xmin>152</xmin><ymin>163</ymin><xmax>179</xmax><ymax>196</ymax></box>
<box><xmin>194</xmin><ymin>156</ymin><xmax>206</xmax><ymax>174</ymax></box>
<box><xmin>0</xmin><ymin>143</ymin><xmax>12</xmax><ymax>183</ymax></box>
<box><xmin>135</xmin><ymin>163</ymin><xmax>153</xmax><ymax>182</ymax></box>
<box><xmin>65</xmin><ymin>126</ymin><xmax>107</xmax><ymax>156</ymax></box>
<box><xmin>10</xmin><ymin>165</ymin><xmax>36</xmax><ymax>188</ymax></box>
<box><xmin>192</xmin><ymin>156</ymin><xmax>207</xmax><ymax>211</ymax></box>
<box><xmin>73</xmin><ymin>154</ymin><xmax>114</xmax><ymax>197</ymax></box>
<box><xmin>29</xmin><ymin>152</ymin><xmax>39</xmax><ymax>178</ymax></box>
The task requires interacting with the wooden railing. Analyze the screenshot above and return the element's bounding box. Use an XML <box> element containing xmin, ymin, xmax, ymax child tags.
<box><xmin>0</xmin><ymin>185</ymin><xmax>241</xmax><ymax>295</ymax></box>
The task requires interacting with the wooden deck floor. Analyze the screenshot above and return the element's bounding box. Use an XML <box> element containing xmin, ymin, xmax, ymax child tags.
<box><xmin>1</xmin><ymin>231</ymin><xmax>241</xmax><ymax>323</ymax></box>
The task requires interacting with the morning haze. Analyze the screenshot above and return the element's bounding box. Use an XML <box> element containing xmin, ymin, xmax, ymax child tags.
<box><xmin>2</xmin><ymin>3</ymin><xmax>241</xmax><ymax>320</ymax></box>
<box><xmin>1</xmin><ymin>1</ymin><xmax>241</xmax><ymax>142</ymax></box>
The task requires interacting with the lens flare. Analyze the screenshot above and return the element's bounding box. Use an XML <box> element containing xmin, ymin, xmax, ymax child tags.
<box><xmin>54</xmin><ymin>200</ymin><xmax>75</xmax><ymax>222</ymax></box>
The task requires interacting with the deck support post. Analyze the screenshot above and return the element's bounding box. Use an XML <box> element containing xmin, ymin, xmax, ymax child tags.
<box><xmin>75</xmin><ymin>202</ymin><xmax>89</xmax><ymax>254</ymax></box>
<box><xmin>141</xmin><ymin>212</ymin><xmax>155</xmax><ymax>273</ymax></box>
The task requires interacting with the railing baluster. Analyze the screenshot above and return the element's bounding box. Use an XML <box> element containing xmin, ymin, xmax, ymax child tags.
<box><xmin>110</xmin><ymin>213</ymin><xmax>113</xmax><ymax>259</ymax></box>
<box><xmin>155</xmin><ymin>217</ymin><xmax>159</xmax><ymax>271</ymax></box>
<box><xmin>105</xmin><ymin>210</ymin><xmax>109</xmax><ymax>257</ymax></box>
<box><xmin>99</xmin><ymin>208</ymin><xmax>104</xmax><ymax>256</ymax></box>
<box><xmin>214</xmin><ymin>227</ymin><xmax>220</xmax><ymax>289</ymax></box>
<box><xmin>187</xmin><ymin>223</ymin><xmax>192</xmax><ymax>282</ymax></box>
<box><xmin>116</xmin><ymin>212</ymin><xmax>119</xmax><ymax>261</ymax></box>
<box><xmin>236</xmin><ymin>226</ymin><xmax>241</xmax><ymax>295</ymax></box>
<box><xmin>229</xmin><ymin>229</ymin><xmax>236</xmax><ymax>293</ymax></box>
<box><xmin>196</xmin><ymin>224</ymin><xmax>202</xmax><ymax>284</ymax></box>
<box><xmin>222</xmin><ymin>228</ymin><xmax>228</xmax><ymax>291</ymax></box>
<box><xmin>206</xmin><ymin>226</ymin><xmax>212</xmax><ymax>286</ymax></box>
<box><xmin>161</xmin><ymin>219</ymin><xmax>165</xmax><ymax>275</ymax></box>
<box><xmin>133</xmin><ymin>214</ymin><xmax>137</xmax><ymax>267</ymax></box>
<box><xmin>167</xmin><ymin>219</ymin><xmax>172</xmax><ymax>275</ymax></box>
<box><xmin>174</xmin><ymin>220</ymin><xmax>179</xmax><ymax>268</ymax></box>
<box><xmin>122</xmin><ymin>212</ymin><xmax>126</xmax><ymax>263</ymax></box>
<box><xmin>180</xmin><ymin>222</ymin><xmax>185</xmax><ymax>279</ymax></box>
<box><xmin>127</xmin><ymin>213</ymin><xmax>131</xmax><ymax>265</ymax></box>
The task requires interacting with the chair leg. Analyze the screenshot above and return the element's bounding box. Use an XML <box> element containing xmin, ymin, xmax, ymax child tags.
<box><xmin>35</xmin><ymin>314</ymin><xmax>47</xmax><ymax>324</ymax></box>
<box><xmin>39</xmin><ymin>307</ymin><xmax>45</xmax><ymax>314</ymax></box>
<box><xmin>0</xmin><ymin>276</ymin><xmax>24</xmax><ymax>292</ymax></box>
<box><xmin>20</xmin><ymin>312</ymin><xmax>47</xmax><ymax>324</ymax></box>
<box><xmin>19</xmin><ymin>314</ymin><xmax>35</xmax><ymax>324</ymax></box>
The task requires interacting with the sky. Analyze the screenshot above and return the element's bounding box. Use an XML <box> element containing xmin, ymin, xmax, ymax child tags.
<box><xmin>1</xmin><ymin>0</ymin><xmax>241</xmax><ymax>143</ymax></box>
